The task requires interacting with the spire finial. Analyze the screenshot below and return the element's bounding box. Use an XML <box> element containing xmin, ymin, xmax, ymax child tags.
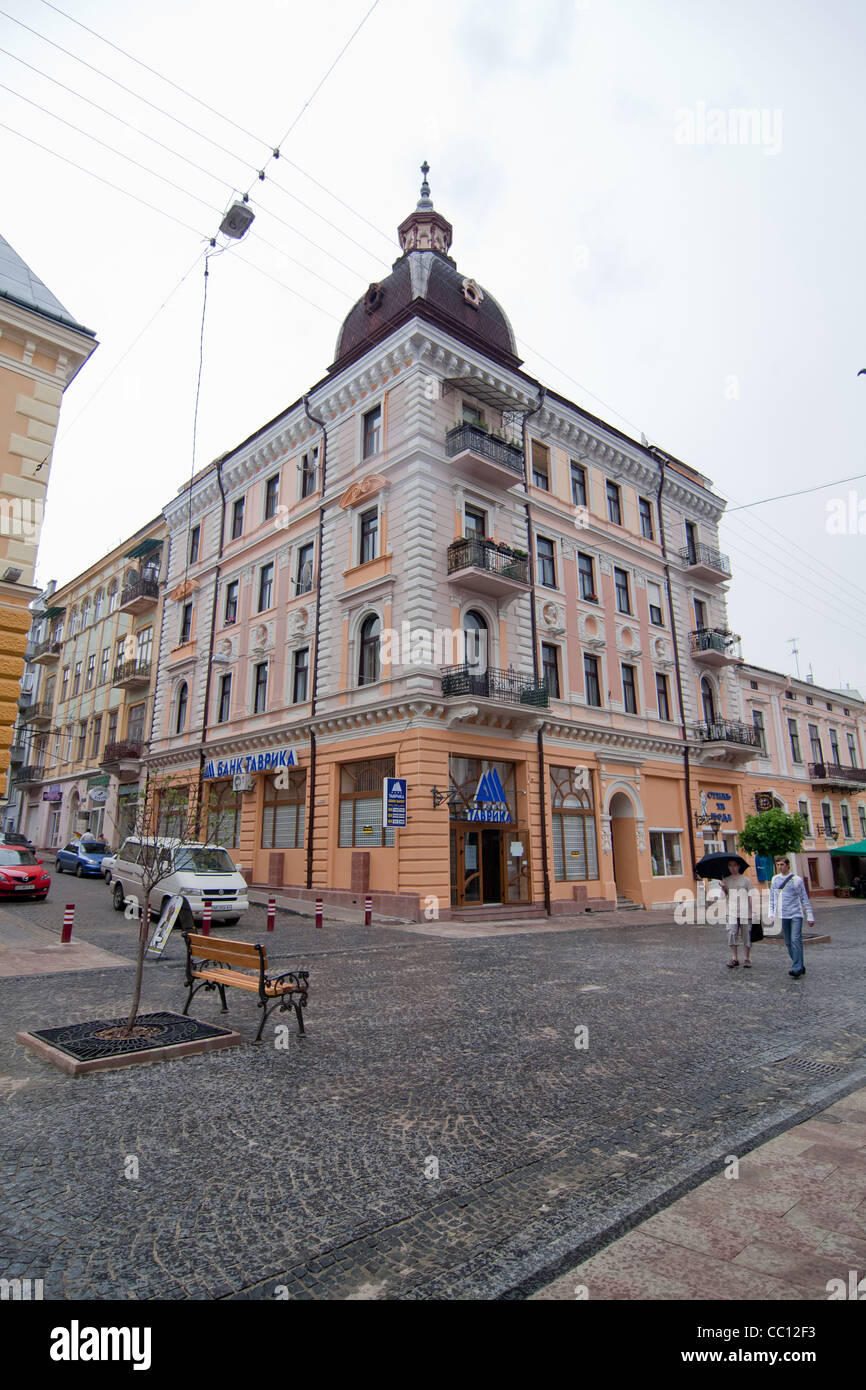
<box><xmin>417</xmin><ymin>160</ymin><xmax>433</xmax><ymax>210</ymax></box>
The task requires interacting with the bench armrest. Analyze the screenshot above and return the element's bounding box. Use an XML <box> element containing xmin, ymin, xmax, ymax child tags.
<box><xmin>269</xmin><ymin>969</ymin><xmax>309</xmax><ymax>990</ymax></box>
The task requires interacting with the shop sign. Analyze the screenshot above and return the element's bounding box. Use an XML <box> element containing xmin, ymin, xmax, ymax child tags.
<box><xmin>755</xmin><ymin>792</ymin><xmax>774</xmax><ymax>812</ymax></box>
<box><xmin>464</xmin><ymin>769</ymin><xmax>512</xmax><ymax>824</ymax></box>
<box><xmin>88</xmin><ymin>787</ymin><xmax>109</xmax><ymax>804</ymax></box>
<box><xmin>87</xmin><ymin>775</ymin><xmax>110</xmax><ymax>789</ymax></box>
<box><xmin>383</xmin><ymin>778</ymin><xmax>407</xmax><ymax>828</ymax></box>
<box><xmin>42</xmin><ymin>785</ymin><xmax>63</xmax><ymax>803</ymax></box>
<box><xmin>203</xmin><ymin>748</ymin><xmax>298</xmax><ymax>779</ymax></box>
<box><xmin>699</xmin><ymin>789</ymin><xmax>733</xmax><ymax>824</ymax></box>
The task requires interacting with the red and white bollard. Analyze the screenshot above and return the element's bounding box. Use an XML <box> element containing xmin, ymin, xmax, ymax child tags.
<box><xmin>315</xmin><ymin>898</ymin><xmax>323</xmax><ymax>930</ymax></box>
<box><xmin>267</xmin><ymin>896</ymin><xmax>276</xmax><ymax>932</ymax></box>
<box><xmin>61</xmin><ymin>903</ymin><xmax>74</xmax><ymax>944</ymax></box>
<box><xmin>202</xmin><ymin>898</ymin><xmax>212</xmax><ymax>936</ymax></box>
<box><xmin>364</xmin><ymin>894</ymin><xmax>372</xmax><ymax>927</ymax></box>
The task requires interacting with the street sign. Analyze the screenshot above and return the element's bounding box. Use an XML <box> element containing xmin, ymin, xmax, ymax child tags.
<box><xmin>383</xmin><ymin>777</ymin><xmax>407</xmax><ymax>828</ymax></box>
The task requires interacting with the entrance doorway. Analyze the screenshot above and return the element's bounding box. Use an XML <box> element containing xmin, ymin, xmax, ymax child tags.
<box><xmin>452</xmin><ymin>825</ymin><xmax>504</xmax><ymax>906</ymax></box>
<box><xmin>609</xmin><ymin>791</ymin><xmax>641</xmax><ymax>903</ymax></box>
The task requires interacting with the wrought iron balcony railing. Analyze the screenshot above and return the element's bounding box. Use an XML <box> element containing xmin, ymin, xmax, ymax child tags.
<box><xmin>808</xmin><ymin>761</ymin><xmax>866</xmax><ymax>785</ymax></box>
<box><xmin>101</xmin><ymin>740</ymin><xmax>143</xmax><ymax>763</ymax></box>
<box><xmin>112</xmin><ymin>659</ymin><xmax>152</xmax><ymax>685</ymax></box>
<box><xmin>447</xmin><ymin>537</ymin><xmax>529</xmax><ymax>583</ymax></box>
<box><xmin>441</xmin><ymin>663</ymin><xmax>549</xmax><ymax>707</ymax></box>
<box><xmin>31</xmin><ymin>638</ymin><xmax>61</xmax><ymax>662</ymax></box>
<box><xmin>445</xmin><ymin>423</ymin><xmax>525</xmax><ymax>476</ymax></box>
<box><xmin>13</xmin><ymin>764</ymin><xmax>45</xmax><ymax>784</ymax></box>
<box><xmin>692</xmin><ymin>720</ymin><xmax>762</xmax><ymax>747</ymax></box>
<box><xmin>21</xmin><ymin>701</ymin><xmax>51</xmax><ymax>722</ymax></box>
<box><xmin>680</xmin><ymin>542</ymin><xmax>731</xmax><ymax>575</ymax></box>
<box><xmin>690</xmin><ymin>628</ymin><xmax>742</xmax><ymax>658</ymax></box>
<box><xmin>120</xmin><ymin>575</ymin><xmax>160</xmax><ymax>608</ymax></box>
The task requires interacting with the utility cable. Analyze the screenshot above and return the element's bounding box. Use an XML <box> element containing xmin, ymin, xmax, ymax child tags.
<box><xmin>726</xmin><ymin>471</ymin><xmax>866</xmax><ymax>512</ymax></box>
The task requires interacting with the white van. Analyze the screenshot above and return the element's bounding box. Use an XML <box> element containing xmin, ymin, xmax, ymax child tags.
<box><xmin>109</xmin><ymin>837</ymin><xmax>249</xmax><ymax>926</ymax></box>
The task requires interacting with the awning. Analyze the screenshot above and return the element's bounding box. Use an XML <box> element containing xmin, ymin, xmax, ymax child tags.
<box><xmin>124</xmin><ymin>538</ymin><xmax>161</xmax><ymax>560</ymax></box>
<box><xmin>829</xmin><ymin>839</ymin><xmax>866</xmax><ymax>856</ymax></box>
<box><xmin>41</xmin><ymin>605</ymin><xmax>66</xmax><ymax>619</ymax></box>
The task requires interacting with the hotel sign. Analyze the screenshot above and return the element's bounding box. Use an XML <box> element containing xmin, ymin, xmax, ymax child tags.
<box><xmin>383</xmin><ymin>778</ymin><xmax>407</xmax><ymax>828</ymax></box>
<box><xmin>463</xmin><ymin>769</ymin><xmax>513</xmax><ymax>824</ymax></box>
<box><xmin>203</xmin><ymin>748</ymin><xmax>298</xmax><ymax>779</ymax></box>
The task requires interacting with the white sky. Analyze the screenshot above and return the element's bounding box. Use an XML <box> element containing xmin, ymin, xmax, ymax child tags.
<box><xmin>2</xmin><ymin>0</ymin><xmax>864</xmax><ymax>694</ymax></box>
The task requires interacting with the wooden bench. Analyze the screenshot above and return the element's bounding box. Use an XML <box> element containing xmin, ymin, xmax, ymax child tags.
<box><xmin>182</xmin><ymin>933</ymin><xmax>309</xmax><ymax>1043</ymax></box>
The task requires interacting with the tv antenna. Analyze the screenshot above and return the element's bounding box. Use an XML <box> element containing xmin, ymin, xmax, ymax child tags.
<box><xmin>787</xmin><ymin>637</ymin><xmax>800</xmax><ymax>677</ymax></box>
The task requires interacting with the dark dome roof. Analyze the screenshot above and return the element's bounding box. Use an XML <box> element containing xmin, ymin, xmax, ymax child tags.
<box><xmin>331</xmin><ymin>173</ymin><xmax>521</xmax><ymax>373</ymax></box>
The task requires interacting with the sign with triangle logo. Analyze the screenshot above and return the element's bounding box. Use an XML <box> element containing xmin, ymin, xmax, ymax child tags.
<box><xmin>475</xmin><ymin>769</ymin><xmax>507</xmax><ymax>803</ymax></box>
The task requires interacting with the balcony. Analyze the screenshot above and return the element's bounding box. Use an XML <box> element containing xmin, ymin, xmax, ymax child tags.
<box><xmin>441</xmin><ymin>663</ymin><xmax>549</xmax><ymax>728</ymax></box>
<box><xmin>808</xmin><ymin>761</ymin><xmax>866</xmax><ymax>791</ymax></box>
<box><xmin>445</xmin><ymin>423</ymin><xmax>525</xmax><ymax>489</ymax></box>
<box><xmin>9</xmin><ymin>742</ymin><xmax>27</xmax><ymax>764</ymax></box>
<box><xmin>446</xmin><ymin>537</ymin><xmax>530</xmax><ymax>598</ymax></box>
<box><xmin>101</xmin><ymin>740</ymin><xmax>144</xmax><ymax>781</ymax></box>
<box><xmin>31</xmin><ymin>638</ymin><xmax>61</xmax><ymax>666</ymax></box>
<box><xmin>689</xmin><ymin>628</ymin><xmax>742</xmax><ymax>666</ymax></box>
<box><xmin>680</xmin><ymin>543</ymin><xmax>732</xmax><ymax>583</ymax></box>
<box><xmin>692</xmin><ymin>719</ymin><xmax>762</xmax><ymax>764</ymax></box>
<box><xmin>21</xmin><ymin>701</ymin><xmax>52</xmax><ymax>726</ymax></box>
<box><xmin>119</xmin><ymin>574</ymin><xmax>160</xmax><ymax>615</ymax></box>
<box><xmin>112</xmin><ymin>659</ymin><xmax>152</xmax><ymax>690</ymax></box>
<box><xmin>13</xmin><ymin>765</ymin><xmax>45</xmax><ymax>787</ymax></box>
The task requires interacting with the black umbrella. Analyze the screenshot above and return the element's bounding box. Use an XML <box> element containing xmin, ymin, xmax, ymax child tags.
<box><xmin>695</xmin><ymin>851</ymin><xmax>749</xmax><ymax>880</ymax></box>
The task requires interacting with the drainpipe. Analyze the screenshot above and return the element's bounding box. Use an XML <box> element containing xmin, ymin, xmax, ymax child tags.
<box><xmin>303</xmin><ymin>393</ymin><xmax>327</xmax><ymax>891</ymax></box>
<box><xmin>522</xmin><ymin>386</ymin><xmax>552</xmax><ymax>915</ymax></box>
<box><xmin>654</xmin><ymin>453</ymin><xmax>698</xmax><ymax>877</ymax></box>
<box><xmin>196</xmin><ymin>458</ymin><xmax>227</xmax><ymax>836</ymax></box>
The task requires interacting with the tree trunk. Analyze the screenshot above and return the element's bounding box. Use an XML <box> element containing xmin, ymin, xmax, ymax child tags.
<box><xmin>122</xmin><ymin>902</ymin><xmax>150</xmax><ymax>1036</ymax></box>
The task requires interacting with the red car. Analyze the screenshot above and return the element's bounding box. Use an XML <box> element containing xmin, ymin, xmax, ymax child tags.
<box><xmin>0</xmin><ymin>847</ymin><xmax>50</xmax><ymax>900</ymax></box>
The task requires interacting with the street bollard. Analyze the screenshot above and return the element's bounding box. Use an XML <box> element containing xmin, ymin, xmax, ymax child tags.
<box><xmin>315</xmin><ymin>898</ymin><xmax>323</xmax><ymax>930</ymax></box>
<box><xmin>202</xmin><ymin>898</ymin><xmax>212</xmax><ymax>936</ymax></box>
<box><xmin>364</xmin><ymin>894</ymin><xmax>372</xmax><ymax>927</ymax></box>
<box><xmin>267</xmin><ymin>896</ymin><xmax>276</xmax><ymax>932</ymax></box>
<box><xmin>61</xmin><ymin>903</ymin><xmax>74</xmax><ymax>944</ymax></box>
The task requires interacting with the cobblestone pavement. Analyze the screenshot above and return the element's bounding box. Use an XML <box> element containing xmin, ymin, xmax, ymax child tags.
<box><xmin>1</xmin><ymin>880</ymin><xmax>865</xmax><ymax>1300</ymax></box>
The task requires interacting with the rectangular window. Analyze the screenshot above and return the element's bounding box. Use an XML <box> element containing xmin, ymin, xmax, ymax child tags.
<box><xmin>650</xmin><ymin>830</ymin><xmax>683</xmax><ymax>877</ymax></box>
<box><xmin>363</xmin><ymin>404</ymin><xmax>382</xmax><ymax>458</ymax></box>
<box><xmin>127</xmin><ymin>704</ymin><xmax>145</xmax><ymax>743</ymax></box>
<box><xmin>799</xmin><ymin>800</ymin><xmax>811</xmax><ymax>836</ymax></box>
<box><xmin>338</xmin><ymin>757</ymin><xmax>396</xmax><ymax>848</ymax></box>
<box><xmin>231</xmin><ymin>496</ymin><xmax>245</xmax><ymax>540</ymax></box>
<box><xmin>136</xmin><ymin>626</ymin><xmax>152</xmax><ymax>668</ymax></box>
<box><xmin>85</xmin><ymin>654</ymin><xmax>95</xmax><ymax>689</ymax></box>
<box><xmin>61</xmin><ymin>666</ymin><xmax>69</xmax><ymax>701</ymax></box>
<box><xmin>808</xmin><ymin>724</ymin><xmax>823</xmax><ymax>762</ymax></box>
<box><xmin>107</xmin><ymin>710</ymin><xmax>118</xmax><ymax>746</ymax></box>
<box><xmin>570</xmin><ymin>462</ymin><xmax>587</xmax><ymax>508</ymax></box>
<box><xmin>752</xmin><ymin>710</ymin><xmax>766</xmax><ymax>751</ymax></box>
<box><xmin>292</xmin><ymin>647</ymin><xmax>309</xmax><ymax>704</ymax></box>
<box><xmin>614</xmin><ymin>566</ymin><xmax>631</xmax><ymax>614</ymax></box>
<box><xmin>77</xmin><ymin>721</ymin><xmax>87</xmax><ymax>760</ymax></box>
<box><xmin>541</xmin><ymin>643</ymin><xmax>560</xmax><ymax>699</ymax></box>
<box><xmin>847</xmin><ymin>732</ymin><xmax>858</xmax><ymax>765</ymax></box>
<box><xmin>296</xmin><ymin>542</ymin><xmax>314</xmax><ymax>594</ymax></box>
<box><xmin>206</xmin><ymin>783</ymin><xmax>243</xmax><ymax>848</ymax></box>
<box><xmin>217</xmin><ymin>673</ymin><xmax>232</xmax><ymax>724</ymax></box>
<box><xmin>189</xmin><ymin>525</ymin><xmax>200</xmax><ymax>563</ymax></box>
<box><xmin>264</xmin><ymin>474</ymin><xmax>280</xmax><ymax>521</ymax></box>
<box><xmin>180</xmin><ymin>602</ymin><xmax>193</xmax><ymax>645</ymax></box>
<box><xmin>462</xmin><ymin>402</ymin><xmax>484</xmax><ymax>427</ymax></box>
<box><xmin>606</xmin><ymin>480</ymin><xmax>622</xmax><ymax>525</ymax></box>
<box><xmin>531</xmin><ymin>440</ymin><xmax>550</xmax><ymax>490</ymax></box>
<box><xmin>224</xmin><ymin>580</ymin><xmax>239</xmax><ymax>625</ymax></box>
<box><xmin>99</xmin><ymin>647</ymin><xmax>109</xmax><ymax>684</ymax></box>
<box><xmin>829</xmin><ymin>729</ymin><xmax>840</xmax><ymax>763</ymax></box>
<box><xmin>656</xmin><ymin>672</ymin><xmax>671</xmax><ymax>721</ymax></box>
<box><xmin>647</xmin><ymin>581</ymin><xmax>664</xmax><ymax>626</ymax></box>
<box><xmin>822</xmin><ymin>802</ymin><xmax>833</xmax><ymax>834</ymax></box>
<box><xmin>253</xmin><ymin>662</ymin><xmax>268</xmax><ymax>714</ymax></box>
<box><xmin>90</xmin><ymin>715</ymin><xmax>102</xmax><ymax>759</ymax></box>
<box><xmin>72</xmin><ymin>661</ymin><xmax>82</xmax><ymax>696</ymax></box>
<box><xmin>584</xmin><ymin>654</ymin><xmax>601</xmax><ymax>708</ymax></box>
<box><xmin>788</xmin><ymin>719</ymin><xmax>802</xmax><ymax>763</ymax></box>
<box><xmin>300</xmin><ymin>447</ymin><xmax>318</xmax><ymax>498</ymax></box>
<box><xmin>550</xmin><ymin>766</ymin><xmax>598</xmax><ymax>882</ymax></box>
<box><xmin>639</xmin><ymin>497</ymin><xmax>654</xmax><ymax>540</ymax></box>
<box><xmin>622</xmin><ymin>663</ymin><xmax>638</xmax><ymax>714</ymax></box>
<box><xmin>261</xmin><ymin>772</ymin><xmax>306</xmax><ymax>849</ymax></box>
<box><xmin>536</xmin><ymin>536</ymin><xmax>556</xmax><ymax>588</ymax></box>
<box><xmin>577</xmin><ymin>551</ymin><xmax>596</xmax><ymax>601</ymax></box>
<box><xmin>694</xmin><ymin>598</ymin><xmax>708</xmax><ymax>630</ymax></box>
<box><xmin>842</xmin><ymin>805</ymin><xmax>851</xmax><ymax>838</ymax></box>
<box><xmin>860</xmin><ymin>806</ymin><xmax>866</xmax><ymax>838</ymax></box>
<box><xmin>359</xmin><ymin>509</ymin><xmax>379</xmax><ymax>564</ymax></box>
<box><xmin>257</xmin><ymin>561</ymin><xmax>274</xmax><ymax>613</ymax></box>
<box><xmin>685</xmin><ymin>520</ymin><xmax>698</xmax><ymax>563</ymax></box>
<box><xmin>464</xmin><ymin>505</ymin><xmax>486</xmax><ymax>539</ymax></box>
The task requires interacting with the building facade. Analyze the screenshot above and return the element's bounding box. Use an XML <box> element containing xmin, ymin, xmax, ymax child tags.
<box><xmin>0</xmin><ymin>232</ymin><xmax>96</xmax><ymax>784</ymax></box>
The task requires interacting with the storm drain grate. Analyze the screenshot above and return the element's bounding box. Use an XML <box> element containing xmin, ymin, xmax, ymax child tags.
<box><xmin>772</xmin><ymin>1055</ymin><xmax>845</xmax><ymax>1077</ymax></box>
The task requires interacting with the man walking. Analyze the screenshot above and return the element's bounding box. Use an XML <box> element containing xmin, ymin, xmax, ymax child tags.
<box><xmin>769</xmin><ymin>857</ymin><xmax>814</xmax><ymax>977</ymax></box>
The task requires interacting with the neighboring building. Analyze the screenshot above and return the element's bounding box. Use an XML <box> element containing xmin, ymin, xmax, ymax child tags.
<box><xmin>8</xmin><ymin>519</ymin><xmax>165</xmax><ymax>847</ymax></box>
<box><xmin>0</xmin><ymin>233</ymin><xmax>96</xmax><ymax>784</ymax></box>
<box><xmin>145</xmin><ymin>170</ymin><xmax>746</xmax><ymax>917</ymax></box>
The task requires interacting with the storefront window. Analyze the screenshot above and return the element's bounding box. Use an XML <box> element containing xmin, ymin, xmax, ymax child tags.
<box><xmin>207</xmin><ymin>782</ymin><xmax>243</xmax><ymax>847</ymax></box>
<box><xmin>650</xmin><ymin>830</ymin><xmax>683</xmax><ymax>876</ymax></box>
<box><xmin>550</xmin><ymin>766</ymin><xmax>598</xmax><ymax>880</ymax></box>
<box><xmin>338</xmin><ymin>758</ymin><xmax>395</xmax><ymax>847</ymax></box>
<box><xmin>261</xmin><ymin>773</ymin><xmax>306</xmax><ymax>849</ymax></box>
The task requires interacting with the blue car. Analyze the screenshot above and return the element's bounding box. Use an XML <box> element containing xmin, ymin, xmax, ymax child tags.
<box><xmin>55</xmin><ymin>839</ymin><xmax>110</xmax><ymax>878</ymax></box>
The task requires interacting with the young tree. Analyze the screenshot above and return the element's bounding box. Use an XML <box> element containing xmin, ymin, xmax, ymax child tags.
<box><xmin>738</xmin><ymin>808</ymin><xmax>806</xmax><ymax>860</ymax></box>
<box><xmin>119</xmin><ymin>770</ymin><xmax>201</xmax><ymax>1037</ymax></box>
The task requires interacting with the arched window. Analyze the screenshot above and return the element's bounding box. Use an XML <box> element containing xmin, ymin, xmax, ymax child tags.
<box><xmin>463</xmin><ymin>609</ymin><xmax>488</xmax><ymax>671</ymax></box>
<box><xmin>69</xmin><ymin>605</ymin><xmax>79</xmax><ymax>634</ymax></box>
<box><xmin>175</xmin><ymin>682</ymin><xmax>188</xmax><ymax>734</ymax></box>
<box><xmin>93</xmin><ymin>589</ymin><xmax>104</xmax><ymax>621</ymax></box>
<box><xmin>108</xmin><ymin>580</ymin><xmax>119</xmax><ymax>614</ymax></box>
<box><xmin>700</xmin><ymin>678</ymin><xmax>716</xmax><ymax>726</ymax></box>
<box><xmin>358</xmin><ymin>615</ymin><xmax>380</xmax><ymax>686</ymax></box>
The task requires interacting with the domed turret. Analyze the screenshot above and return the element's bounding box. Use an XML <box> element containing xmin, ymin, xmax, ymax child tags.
<box><xmin>331</xmin><ymin>164</ymin><xmax>521</xmax><ymax>373</ymax></box>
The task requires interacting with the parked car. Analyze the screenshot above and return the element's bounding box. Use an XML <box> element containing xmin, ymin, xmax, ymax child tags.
<box><xmin>0</xmin><ymin>830</ymin><xmax>35</xmax><ymax>851</ymax></box>
<box><xmin>101</xmin><ymin>853</ymin><xmax>117</xmax><ymax>883</ymax></box>
<box><xmin>55</xmin><ymin>838</ymin><xmax>110</xmax><ymax>877</ymax></box>
<box><xmin>0</xmin><ymin>847</ymin><xmax>50</xmax><ymax>900</ymax></box>
<box><xmin>108</xmin><ymin>837</ymin><xmax>248</xmax><ymax>925</ymax></box>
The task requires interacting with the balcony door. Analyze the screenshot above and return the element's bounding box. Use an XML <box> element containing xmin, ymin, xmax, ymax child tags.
<box><xmin>701</xmin><ymin>678</ymin><xmax>716</xmax><ymax>725</ymax></box>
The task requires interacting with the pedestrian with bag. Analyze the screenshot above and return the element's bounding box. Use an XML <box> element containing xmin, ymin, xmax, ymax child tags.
<box><xmin>769</xmin><ymin>857</ymin><xmax>814</xmax><ymax>978</ymax></box>
<box><xmin>721</xmin><ymin>858</ymin><xmax>759</xmax><ymax>969</ymax></box>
